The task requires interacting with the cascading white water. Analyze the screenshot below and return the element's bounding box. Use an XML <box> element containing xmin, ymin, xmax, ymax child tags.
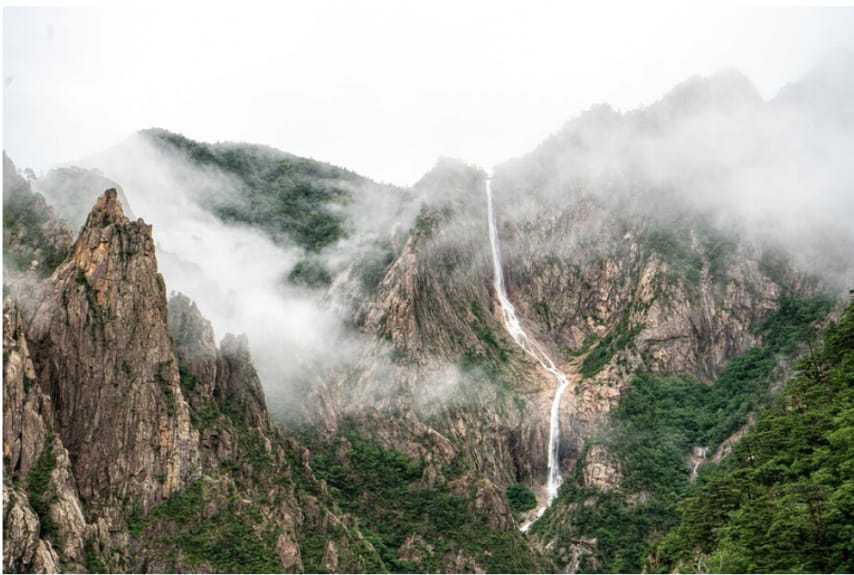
<box><xmin>485</xmin><ymin>177</ymin><xmax>571</xmax><ymax>529</ymax></box>
<box><xmin>690</xmin><ymin>446</ymin><xmax>707</xmax><ymax>483</ymax></box>
<box><xmin>701</xmin><ymin>284</ymin><xmax>714</xmax><ymax>334</ymax></box>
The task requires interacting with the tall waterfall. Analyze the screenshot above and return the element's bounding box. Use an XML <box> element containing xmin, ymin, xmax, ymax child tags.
<box><xmin>485</xmin><ymin>177</ymin><xmax>571</xmax><ymax>528</ymax></box>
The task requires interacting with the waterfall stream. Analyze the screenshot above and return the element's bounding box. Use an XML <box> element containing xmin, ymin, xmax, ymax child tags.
<box><xmin>485</xmin><ymin>177</ymin><xmax>571</xmax><ymax>530</ymax></box>
<box><xmin>701</xmin><ymin>284</ymin><xmax>714</xmax><ymax>335</ymax></box>
<box><xmin>690</xmin><ymin>446</ymin><xmax>708</xmax><ymax>483</ymax></box>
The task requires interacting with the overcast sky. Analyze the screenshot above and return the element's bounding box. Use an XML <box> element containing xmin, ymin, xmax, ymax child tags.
<box><xmin>4</xmin><ymin>3</ymin><xmax>854</xmax><ymax>186</ymax></box>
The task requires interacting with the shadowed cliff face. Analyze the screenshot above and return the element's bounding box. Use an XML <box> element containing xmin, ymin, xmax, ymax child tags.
<box><xmin>3</xmin><ymin>301</ymin><xmax>70</xmax><ymax>572</ymax></box>
<box><xmin>166</xmin><ymin>293</ymin><xmax>273</xmax><ymax>462</ymax></box>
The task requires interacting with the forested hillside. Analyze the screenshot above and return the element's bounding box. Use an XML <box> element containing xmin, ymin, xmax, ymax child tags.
<box><xmin>652</xmin><ymin>295</ymin><xmax>854</xmax><ymax>573</ymax></box>
<box><xmin>530</xmin><ymin>294</ymin><xmax>836</xmax><ymax>572</ymax></box>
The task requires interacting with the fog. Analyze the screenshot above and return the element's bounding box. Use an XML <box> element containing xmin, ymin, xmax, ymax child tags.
<box><xmin>4</xmin><ymin>7</ymin><xmax>854</xmax><ymax>420</ymax></box>
<box><xmin>492</xmin><ymin>55</ymin><xmax>854</xmax><ymax>290</ymax></box>
<box><xmin>8</xmin><ymin>55</ymin><xmax>854</xmax><ymax>419</ymax></box>
<box><xmin>6</xmin><ymin>5</ymin><xmax>854</xmax><ymax>186</ymax></box>
<box><xmin>66</xmin><ymin>135</ymin><xmax>383</xmax><ymax>412</ymax></box>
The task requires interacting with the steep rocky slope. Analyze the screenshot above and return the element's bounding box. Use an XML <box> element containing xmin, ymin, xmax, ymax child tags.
<box><xmin>3</xmin><ymin>184</ymin><xmax>380</xmax><ymax>573</ymax></box>
<box><xmin>27</xmin><ymin>190</ymin><xmax>199</xmax><ymax>512</ymax></box>
<box><xmin>336</xmin><ymin>155</ymin><xmax>796</xmax><ymax>474</ymax></box>
<box><xmin>305</xmin><ymin>71</ymin><xmax>844</xmax><ymax>572</ymax></box>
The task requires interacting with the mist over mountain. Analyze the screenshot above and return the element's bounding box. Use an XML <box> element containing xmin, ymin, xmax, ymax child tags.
<box><xmin>495</xmin><ymin>59</ymin><xmax>854</xmax><ymax>290</ymax></box>
<box><xmin>4</xmin><ymin>54</ymin><xmax>854</xmax><ymax>574</ymax></box>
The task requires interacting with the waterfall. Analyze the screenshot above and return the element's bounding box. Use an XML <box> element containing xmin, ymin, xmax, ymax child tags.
<box><xmin>485</xmin><ymin>177</ymin><xmax>571</xmax><ymax>529</ymax></box>
<box><xmin>701</xmin><ymin>284</ymin><xmax>714</xmax><ymax>334</ymax></box>
<box><xmin>690</xmin><ymin>446</ymin><xmax>707</xmax><ymax>483</ymax></box>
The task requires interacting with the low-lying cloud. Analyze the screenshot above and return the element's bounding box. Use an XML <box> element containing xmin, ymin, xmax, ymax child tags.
<box><xmin>493</xmin><ymin>55</ymin><xmax>854</xmax><ymax>290</ymax></box>
<box><xmin>63</xmin><ymin>135</ymin><xmax>405</xmax><ymax>414</ymax></box>
<box><xmin>13</xmin><ymin>54</ymin><xmax>854</xmax><ymax>422</ymax></box>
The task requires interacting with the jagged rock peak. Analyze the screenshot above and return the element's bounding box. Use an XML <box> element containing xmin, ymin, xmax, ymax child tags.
<box><xmin>168</xmin><ymin>292</ymin><xmax>217</xmax><ymax>352</ymax></box>
<box><xmin>68</xmin><ymin>188</ymin><xmax>158</xmax><ymax>296</ymax></box>
<box><xmin>167</xmin><ymin>293</ymin><xmax>270</xmax><ymax>432</ymax></box>
<box><xmin>29</xmin><ymin>186</ymin><xmax>199</xmax><ymax>512</ymax></box>
<box><xmin>83</xmin><ymin>188</ymin><xmax>126</xmax><ymax>226</ymax></box>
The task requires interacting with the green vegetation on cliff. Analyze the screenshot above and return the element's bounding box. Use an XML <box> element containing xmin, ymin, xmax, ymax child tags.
<box><xmin>143</xmin><ymin>129</ymin><xmax>358</xmax><ymax>253</ymax></box>
<box><xmin>652</xmin><ymin>296</ymin><xmax>854</xmax><ymax>573</ymax></box>
<box><xmin>27</xmin><ymin>435</ymin><xmax>57</xmax><ymax>539</ymax></box>
<box><xmin>532</xmin><ymin>293</ymin><xmax>834</xmax><ymax>572</ymax></box>
<box><xmin>581</xmin><ymin>314</ymin><xmax>644</xmax><ymax>378</ymax></box>
<box><xmin>136</xmin><ymin>479</ymin><xmax>283</xmax><ymax>573</ymax></box>
<box><xmin>305</xmin><ymin>420</ymin><xmax>545</xmax><ymax>573</ymax></box>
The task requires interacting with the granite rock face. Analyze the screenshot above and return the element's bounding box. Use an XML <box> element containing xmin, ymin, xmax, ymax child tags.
<box><xmin>4</xmin><ymin>189</ymin><xmax>376</xmax><ymax>573</ymax></box>
<box><xmin>27</xmin><ymin>189</ymin><xmax>200</xmax><ymax>512</ymax></box>
<box><xmin>318</xmin><ymin>154</ymin><xmax>805</xmax><ymax>548</ymax></box>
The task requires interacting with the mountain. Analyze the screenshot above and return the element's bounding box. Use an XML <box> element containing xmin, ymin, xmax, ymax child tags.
<box><xmin>3</xmin><ymin>186</ymin><xmax>381</xmax><ymax>572</ymax></box>
<box><xmin>334</xmin><ymin>134</ymin><xmax>833</xmax><ymax>572</ymax></box>
<box><xmin>3</xmin><ymin>61</ymin><xmax>853</xmax><ymax>573</ymax></box>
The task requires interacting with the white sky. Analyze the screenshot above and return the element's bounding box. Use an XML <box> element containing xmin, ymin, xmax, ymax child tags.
<box><xmin>4</xmin><ymin>3</ymin><xmax>854</xmax><ymax>186</ymax></box>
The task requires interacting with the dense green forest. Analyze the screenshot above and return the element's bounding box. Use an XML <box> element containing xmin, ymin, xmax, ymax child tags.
<box><xmin>652</xmin><ymin>295</ymin><xmax>854</xmax><ymax>573</ymax></box>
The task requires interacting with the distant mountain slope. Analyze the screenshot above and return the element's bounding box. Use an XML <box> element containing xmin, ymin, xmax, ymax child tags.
<box><xmin>140</xmin><ymin>128</ymin><xmax>364</xmax><ymax>252</ymax></box>
<box><xmin>3</xmin><ymin>153</ymin><xmax>74</xmax><ymax>279</ymax></box>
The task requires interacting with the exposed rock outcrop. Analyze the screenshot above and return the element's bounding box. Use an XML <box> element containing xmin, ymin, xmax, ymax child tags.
<box><xmin>581</xmin><ymin>445</ymin><xmax>621</xmax><ymax>492</ymax></box>
<box><xmin>28</xmin><ymin>189</ymin><xmax>200</xmax><ymax>513</ymax></box>
<box><xmin>4</xmin><ymin>188</ymin><xmax>380</xmax><ymax>573</ymax></box>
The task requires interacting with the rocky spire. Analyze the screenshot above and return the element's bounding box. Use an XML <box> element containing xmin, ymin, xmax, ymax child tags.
<box><xmin>168</xmin><ymin>293</ymin><xmax>272</xmax><ymax>434</ymax></box>
<box><xmin>28</xmin><ymin>189</ymin><xmax>200</xmax><ymax>514</ymax></box>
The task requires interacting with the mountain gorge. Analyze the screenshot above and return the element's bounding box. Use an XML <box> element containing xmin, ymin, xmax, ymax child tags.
<box><xmin>4</xmin><ymin>62</ymin><xmax>853</xmax><ymax>573</ymax></box>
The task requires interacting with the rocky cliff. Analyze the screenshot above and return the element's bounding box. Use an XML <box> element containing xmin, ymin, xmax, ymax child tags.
<box><xmin>331</xmin><ymin>154</ymin><xmax>794</xmax><ymax>493</ymax></box>
<box><xmin>308</xmin><ymin>93</ymin><xmax>833</xmax><ymax>570</ymax></box>
<box><xmin>3</xmin><ymin>185</ymin><xmax>379</xmax><ymax>573</ymax></box>
<box><xmin>27</xmin><ymin>189</ymin><xmax>200</xmax><ymax>512</ymax></box>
